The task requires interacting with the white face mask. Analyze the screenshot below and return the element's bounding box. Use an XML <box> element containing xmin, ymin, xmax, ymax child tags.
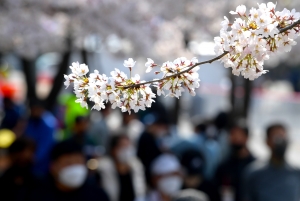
<box><xmin>117</xmin><ymin>146</ymin><xmax>135</xmax><ymax>163</ymax></box>
<box><xmin>157</xmin><ymin>176</ymin><xmax>183</xmax><ymax>196</ymax></box>
<box><xmin>58</xmin><ymin>164</ymin><xmax>88</xmax><ymax>188</ymax></box>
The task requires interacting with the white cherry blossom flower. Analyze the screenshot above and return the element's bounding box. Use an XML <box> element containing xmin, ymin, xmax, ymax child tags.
<box><xmin>64</xmin><ymin>74</ymin><xmax>70</xmax><ymax>88</ymax></box>
<box><xmin>123</xmin><ymin>58</ymin><xmax>136</xmax><ymax>68</ymax></box>
<box><xmin>230</xmin><ymin>5</ymin><xmax>246</xmax><ymax>16</ymax></box>
<box><xmin>145</xmin><ymin>58</ymin><xmax>156</xmax><ymax>73</ymax></box>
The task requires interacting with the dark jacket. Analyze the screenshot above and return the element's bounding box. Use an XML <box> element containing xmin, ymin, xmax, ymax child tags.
<box><xmin>29</xmin><ymin>175</ymin><xmax>110</xmax><ymax>201</ymax></box>
<box><xmin>0</xmin><ymin>166</ymin><xmax>37</xmax><ymax>201</ymax></box>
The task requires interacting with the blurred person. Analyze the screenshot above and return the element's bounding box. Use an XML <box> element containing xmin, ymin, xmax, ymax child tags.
<box><xmin>213</xmin><ymin>112</ymin><xmax>230</xmax><ymax>163</ymax></box>
<box><xmin>69</xmin><ymin>115</ymin><xmax>103</xmax><ymax>158</ymax></box>
<box><xmin>58</xmin><ymin>94</ymin><xmax>90</xmax><ymax>139</ymax></box>
<box><xmin>181</xmin><ymin>150</ymin><xmax>220</xmax><ymax>201</ymax></box>
<box><xmin>97</xmin><ymin>134</ymin><xmax>146</xmax><ymax>201</ymax></box>
<box><xmin>215</xmin><ymin>122</ymin><xmax>255</xmax><ymax>201</ymax></box>
<box><xmin>146</xmin><ymin>153</ymin><xmax>183</xmax><ymax>201</ymax></box>
<box><xmin>119</xmin><ymin>112</ymin><xmax>144</xmax><ymax>145</ymax></box>
<box><xmin>24</xmin><ymin>99</ymin><xmax>57</xmax><ymax>177</ymax></box>
<box><xmin>191</xmin><ymin>121</ymin><xmax>221</xmax><ymax>180</ymax></box>
<box><xmin>243</xmin><ymin>123</ymin><xmax>300</xmax><ymax>201</ymax></box>
<box><xmin>173</xmin><ymin>189</ymin><xmax>209</xmax><ymax>201</ymax></box>
<box><xmin>137</xmin><ymin>112</ymin><xmax>171</xmax><ymax>186</ymax></box>
<box><xmin>1</xmin><ymin>97</ymin><xmax>23</xmax><ymax>131</ymax></box>
<box><xmin>88</xmin><ymin>105</ymin><xmax>111</xmax><ymax>150</ymax></box>
<box><xmin>0</xmin><ymin>137</ymin><xmax>36</xmax><ymax>201</ymax></box>
<box><xmin>70</xmin><ymin>116</ymin><xmax>94</xmax><ymax>147</ymax></box>
<box><xmin>30</xmin><ymin>140</ymin><xmax>109</xmax><ymax>201</ymax></box>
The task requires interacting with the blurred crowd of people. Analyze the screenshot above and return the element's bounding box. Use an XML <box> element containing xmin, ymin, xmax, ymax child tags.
<box><xmin>0</xmin><ymin>95</ymin><xmax>300</xmax><ymax>201</ymax></box>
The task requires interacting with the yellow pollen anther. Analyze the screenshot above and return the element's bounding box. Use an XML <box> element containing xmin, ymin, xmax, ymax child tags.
<box><xmin>249</xmin><ymin>21</ymin><xmax>258</xmax><ymax>29</ymax></box>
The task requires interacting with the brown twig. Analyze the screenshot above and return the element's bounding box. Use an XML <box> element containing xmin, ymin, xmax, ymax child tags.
<box><xmin>123</xmin><ymin>19</ymin><xmax>300</xmax><ymax>89</ymax></box>
<box><xmin>123</xmin><ymin>51</ymin><xmax>229</xmax><ymax>89</ymax></box>
<box><xmin>279</xmin><ymin>19</ymin><xmax>300</xmax><ymax>34</ymax></box>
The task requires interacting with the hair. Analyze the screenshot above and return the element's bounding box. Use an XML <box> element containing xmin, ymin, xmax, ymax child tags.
<box><xmin>29</xmin><ymin>98</ymin><xmax>44</xmax><ymax>108</ymax></box>
<box><xmin>229</xmin><ymin>121</ymin><xmax>249</xmax><ymax>137</ymax></box>
<box><xmin>50</xmin><ymin>140</ymin><xmax>83</xmax><ymax>161</ymax></box>
<box><xmin>8</xmin><ymin>137</ymin><xmax>35</xmax><ymax>155</ymax></box>
<box><xmin>109</xmin><ymin>134</ymin><xmax>129</xmax><ymax>154</ymax></box>
<box><xmin>180</xmin><ymin>149</ymin><xmax>205</xmax><ymax>175</ymax></box>
<box><xmin>266</xmin><ymin>123</ymin><xmax>286</xmax><ymax>139</ymax></box>
<box><xmin>75</xmin><ymin>115</ymin><xmax>88</xmax><ymax>124</ymax></box>
<box><xmin>214</xmin><ymin>111</ymin><xmax>229</xmax><ymax>130</ymax></box>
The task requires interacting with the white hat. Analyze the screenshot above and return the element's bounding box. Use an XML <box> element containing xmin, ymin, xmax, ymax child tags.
<box><xmin>151</xmin><ymin>154</ymin><xmax>181</xmax><ymax>175</ymax></box>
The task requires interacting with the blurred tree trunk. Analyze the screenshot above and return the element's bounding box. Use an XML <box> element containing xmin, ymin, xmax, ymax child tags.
<box><xmin>21</xmin><ymin>58</ymin><xmax>37</xmax><ymax>103</ymax></box>
<box><xmin>45</xmin><ymin>50</ymin><xmax>71</xmax><ymax>111</ymax></box>
<box><xmin>82</xmin><ymin>49</ymin><xmax>88</xmax><ymax>65</ymax></box>
<box><xmin>229</xmin><ymin>73</ymin><xmax>252</xmax><ymax>121</ymax></box>
<box><xmin>170</xmin><ymin>98</ymin><xmax>180</xmax><ymax>125</ymax></box>
<box><xmin>45</xmin><ymin>37</ymin><xmax>75</xmax><ymax>111</ymax></box>
<box><xmin>242</xmin><ymin>79</ymin><xmax>252</xmax><ymax>118</ymax></box>
<box><xmin>45</xmin><ymin>48</ymin><xmax>89</xmax><ymax>111</ymax></box>
<box><xmin>229</xmin><ymin>73</ymin><xmax>236</xmax><ymax>120</ymax></box>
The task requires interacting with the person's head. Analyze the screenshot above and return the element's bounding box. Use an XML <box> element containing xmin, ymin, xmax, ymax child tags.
<box><xmin>194</xmin><ymin>123</ymin><xmax>206</xmax><ymax>135</ymax></box>
<box><xmin>109</xmin><ymin>134</ymin><xmax>135</xmax><ymax>164</ymax></box>
<box><xmin>73</xmin><ymin>116</ymin><xmax>89</xmax><ymax>135</ymax></box>
<box><xmin>266</xmin><ymin>123</ymin><xmax>288</xmax><ymax>160</ymax></box>
<box><xmin>229</xmin><ymin>122</ymin><xmax>249</xmax><ymax>154</ymax></box>
<box><xmin>3</xmin><ymin>97</ymin><xmax>15</xmax><ymax>109</ymax></box>
<box><xmin>29</xmin><ymin>99</ymin><xmax>44</xmax><ymax>119</ymax></box>
<box><xmin>214</xmin><ymin>111</ymin><xmax>229</xmax><ymax>130</ymax></box>
<box><xmin>50</xmin><ymin>141</ymin><xmax>87</xmax><ymax>190</ymax></box>
<box><xmin>8</xmin><ymin>137</ymin><xmax>35</xmax><ymax>169</ymax></box>
<box><xmin>122</xmin><ymin>112</ymin><xmax>137</xmax><ymax>125</ymax></box>
<box><xmin>144</xmin><ymin>112</ymin><xmax>170</xmax><ymax>138</ymax></box>
<box><xmin>180</xmin><ymin>150</ymin><xmax>205</xmax><ymax>188</ymax></box>
<box><xmin>151</xmin><ymin>154</ymin><xmax>183</xmax><ymax>197</ymax></box>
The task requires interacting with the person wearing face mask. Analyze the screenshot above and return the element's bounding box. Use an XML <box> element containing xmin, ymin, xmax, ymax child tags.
<box><xmin>181</xmin><ymin>149</ymin><xmax>220</xmax><ymax>201</ymax></box>
<box><xmin>215</xmin><ymin>122</ymin><xmax>255</xmax><ymax>201</ymax></box>
<box><xmin>146</xmin><ymin>154</ymin><xmax>183</xmax><ymax>201</ymax></box>
<box><xmin>97</xmin><ymin>134</ymin><xmax>146</xmax><ymax>201</ymax></box>
<box><xmin>30</xmin><ymin>140</ymin><xmax>109</xmax><ymax>201</ymax></box>
<box><xmin>243</xmin><ymin>123</ymin><xmax>300</xmax><ymax>201</ymax></box>
<box><xmin>137</xmin><ymin>111</ymin><xmax>171</xmax><ymax>187</ymax></box>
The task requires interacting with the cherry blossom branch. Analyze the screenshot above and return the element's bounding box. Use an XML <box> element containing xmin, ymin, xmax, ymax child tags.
<box><xmin>278</xmin><ymin>19</ymin><xmax>300</xmax><ymax>34</ymax></box>
<box><xmin>123</xmin><ymin>51</ymin><xmax>229</xmax><ymax>89</ymax></box>
<box><xmin>64</xmin><ymin>3</ymin><xmax>300</xmax><ymax>114</ymax></box>
<box><xmin>122</xmin><ymin>19</ymin><xmax>300</xmax><ymax>90</ymax></box>
<box><xmin>123</xmin><ymin>19</ymin><xmax>300</xmax><ymax>89</ymax></box>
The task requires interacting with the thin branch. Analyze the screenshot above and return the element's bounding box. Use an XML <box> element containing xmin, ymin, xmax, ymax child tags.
<box><xmin>279</xmin><ymin>19</ymin><xmax>300</xmax><ymax>34</ymax></box>
<box><xmin>123</xmin><ymin>51</ymin><xmax>229</xmax><ymax>89</ymax></box>
<box><xmin>123</xmin><ymin>19</ymin><xmax>300</xmax><ymax>89</ymax></box>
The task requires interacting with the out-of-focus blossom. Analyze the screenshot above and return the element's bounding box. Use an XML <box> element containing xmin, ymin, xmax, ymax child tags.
<box><xmin>123</xmin><ymin>58</ymin><xmax>136</xmax><ymax>68</ymax></box>
<box><xmin>145</xmin><ymin>58</ymin><xmax>157</xmax><ymax>73</ymax></box>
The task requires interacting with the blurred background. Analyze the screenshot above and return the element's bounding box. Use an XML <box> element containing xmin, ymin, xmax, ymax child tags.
<box><xmin>0</xmin><ymin>0</ymin><xmax>300</xmax><ymax>201</ymax></box>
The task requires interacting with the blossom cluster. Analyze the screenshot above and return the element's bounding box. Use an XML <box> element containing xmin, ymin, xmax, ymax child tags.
<box><xmin>64</xmin><ymin>60</ymin><xmax>158</xmax><ymax>114</ymax></box>
<box><xmin>64</xmin><ymin>56</ymin><xmax>200</xmax><ymax>113</ymax></box>
<box><xmin>154</xmin><ymin>57</ymin><xmax>200</xmax><ymax>98</ymax></box>
<box><xmin>214</xmin><ymin>2</ymin><xmax>300</xmax><ymax>80</ymax></box>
